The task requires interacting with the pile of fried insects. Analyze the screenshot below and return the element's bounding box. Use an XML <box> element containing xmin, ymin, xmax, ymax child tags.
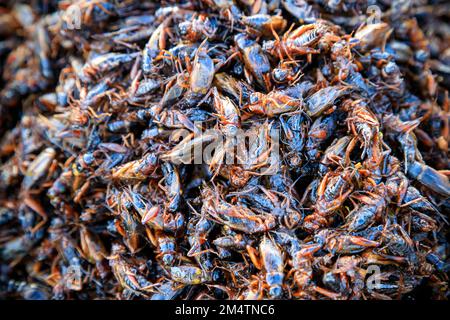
<box><xmin>0</xmin><ymin>0</ymin><xmax>449</xmax><ymax>300</ymax></box>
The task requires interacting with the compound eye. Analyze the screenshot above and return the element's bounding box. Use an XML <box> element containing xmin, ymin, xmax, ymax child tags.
<box><xmin>178</xmin><ymin>22</ymin><xmax>190</xmax><ymax>35</ymax></box>
<box><xmin>414</xmin><ymin>49</ymin><xmax>428</xmax><ymax>63</ymax></box>
<box><xmin>383</xmin><ymin>62</ymin><xmax>398</xmax><ymax>75</ymax></box>
<box><xmin>273</xmin><ymin>69</ymin><xmax>287</xmax><ymax>82</ymax></box>
<box><xmin>269</xmin><ymin>286</ymin><xmax>282</xmax><ymax>298</ymax></box>
<box><xmin>163</xmin><ymin>255</ymin><xmax>175</xmax><ymax>266</ymax></box>
<box><xmin>212</xmin><ymin>269</ymin><xmax>225</xmax><ymax>283</ymax></box>
<box><xmin>82</xmin><ymin>152</ymin><xmax>95</xmax><ymax>166</ymax></box>
<box><xmin>249</xmin><ymin>93</ymin><xmax>259</xmax><ymax>104</ymax></box>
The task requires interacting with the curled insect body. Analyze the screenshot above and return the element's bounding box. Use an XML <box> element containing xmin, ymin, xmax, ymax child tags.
<box><xmin>241</xmin><ymin>14</ymin><xmax>287</xmax><ymax>37</ymax></box>
<box><xmin>22</xmin><ymin>147</ymin><xmax>57</xmax><ymax>190</ymax></box>
<box><xmin>161</xmin><ymin>162</ymin><xmax>182</xmax><ymax>213</ymax></box>
<box><xmin>111</xmin><ymin>153</ymin><xmax>159</xmax><ymax>180</ymax></box>
<box><xmin>189</xmin><ymin>45</ymin><xmax>215</xmax><ymax>96</ymax></box>
<box><xmin>407</xmin><ymin>161</ymin><xmax>450</xmax><ymax>197</ymax></box>
<box><xmin>149</xmin><ymin>231</ymin><xmax>178</xmax><ymax>267</ymax></box>
<box><xmin>142</xmin><ymin>17</ymin><xmax>171</xmax><ymax>74</ymax></box>
<box><xmin>178</xmin><ymin>14</ymin><xmax>219</xmax><ymax>42</ymax></box>
<box><xmin>235</xmin><ymin>33</ymin><xmax>272</xmax><ymax>91</ymax></box>
<box><xmin>171</xmin><ymin>265</ymin><xmax>209</xmax><ymax>285</ymax></box>
<box><xmin>319</xmin><ymin>135</ymin><xmax>353</xmax><ymax>174</ymax></box>
<box><xmin>303</xmin><ymin>167</ymin><xmax>355</xmax><ymax>233</ymax></box>
<box><xmin>314</xmin><ymin>229</ymin><xmax>380</xmax><ymax>255</ymax></box>
<box><xmin>201</xmin><ymin>186</ymin><xmax>276</xmax><ymax>234</ymax></box>
<box><xmin>342</xmin><ymin>99</ymin><xmax>380</xmax><ymax>157</ymax></box>
<box><xmin>263</xmin><ymin>23</ymin><xmax>327</xmax><ymax>60</ymax></box>
<box><xmin>80</xmin><ymin>52</ymin><xmax>139</xmax><ymax>82</ymax></box>
<box><xmin>354</xmin><ymin>23</ymin><xmax>391</xmax><ymax>52</ymax></box>
<box><xmin>306</xmin><ymin>85</ymin><xmax>350</xmax><ymax>117</ymax></box>
<box><xmin>109</xmin><ymin>244</ymin><xmax>155</xmax><ymax>297</ymax></box>
<box><xmin>212</xmin><ymin>86</ymin><xmax>240</xmax><ymax>137</ymax></box>
<box><xmin>246</xmin><ymin>88</ymin><xmax>303</xmax><ymax>118</ymax></box>
<box><xmin>344</xmin><ymin>187</ymin><xmax>388</xmax><ymax>232</ymax></box>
